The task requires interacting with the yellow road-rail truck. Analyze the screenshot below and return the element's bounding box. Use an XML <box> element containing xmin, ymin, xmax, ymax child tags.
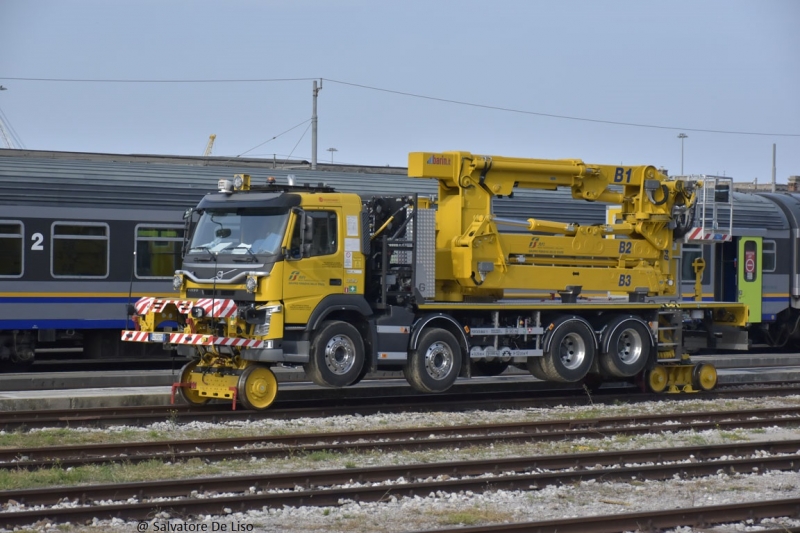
<box><xmin>122</xmin><ymin>152</ymin><xmax>748</xmax><ymax>409</ymax></box>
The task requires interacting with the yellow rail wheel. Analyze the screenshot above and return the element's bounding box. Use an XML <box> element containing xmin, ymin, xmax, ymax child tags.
<box><xmin>238</xmin><ymin>365</ymin><xmax>279</xmax><ymax>410</ymax></box>
<box><xmin>692</xmin><ymin>363</ymin><xmax>718</xmax><ymax>391</ymax></box>
<box><xmin>178</xmin><ymin>360</ymin><xmax>210</xmax><ymax>406</ymax></box>
<box><xmin>646</xmin><ymin>365</ymin><xmax>669</xmax><ymax>393</ymax></box>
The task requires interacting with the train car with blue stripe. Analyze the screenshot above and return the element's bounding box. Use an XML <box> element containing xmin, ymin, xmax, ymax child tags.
<box><xmin>680</xmin><ymin>186</ymin><xmax>800</xmax><ymax>351</ymax></box>
<box><xmin>0</xmin><ymin>202</ymin><xmax>186</xmax><ymax>367</ymax></box>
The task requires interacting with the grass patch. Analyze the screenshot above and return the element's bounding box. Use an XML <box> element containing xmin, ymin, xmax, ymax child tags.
<box><xmin>306</xmin><ymin>450</ymin><xmax>340</xmax><ymax>462</ymax></box>
<box><xmin>718</xmin><ymin>430</ymin><xmax>748</xmax><ymax>441</ymax></box>
<box><xmin>436</xmin><ymin>506</ymin><xmax>515</xmax><ymax>526</ymax></box>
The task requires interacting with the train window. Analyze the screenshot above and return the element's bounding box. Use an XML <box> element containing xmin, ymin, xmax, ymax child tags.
<box><xmin>51</xmin><ymin>222</ymin><xmax>109</xmax><ymax>278</ymax></box>
<box><xmin>0</xmin><ymin>221</ymin><xmax>23</xmax><ymax>278</ymax></box>
<box><xmin>135</xmin><ymin>225</ymin><xmax>185</xmax><ymax>278</ymax></box>
<box><xmin>762</xmin><ymin>240</ymin><xmax>776</xmax><ymax>273</ymax></box>
<box><xmin>681</xmin><ymin>245</ymin><xmax>708</xmax><ymax>284</ymax></box>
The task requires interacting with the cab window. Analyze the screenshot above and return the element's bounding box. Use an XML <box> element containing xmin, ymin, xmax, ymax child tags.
<box><xmin>290</xmin><ymin>211</ymin><xmax>337</xmax><ymax>257</ymax></box>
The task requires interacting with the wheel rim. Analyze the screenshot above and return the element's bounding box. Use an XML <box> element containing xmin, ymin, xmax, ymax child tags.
<box><xmin>558</xmin><ymin>332</ymin><xmax>587</xmax><ymax>370</ymax></box>
<box><xmin>616</xmin><ymin>327</ymin><xmax>644</xmax><ymax>365</ymax></box>
<box><xmin>324</xmin><ymin>334</ymin><xmax>357</xmax><ymax>375</ymax></box>
<box><xmin>179</xmin><ymin>361</ymin><xmax>208</xmax><ymax>405</ymax></box>
<box><xmin>424</xmin><ymin>341</ymin><xmax>454</xmax><ymax>380</ymax></box>
<box><xmin>648</xmin><ymin>366</ymin><xmax>668</xmax><ymax>393</ymax></box>
<box><xmin>241</xmin><ymin>366</ymin><xmax>278</xmax><ymax>409</ymax></box>
<box><xmin>695</xmin><ymin>364</ymin><xmax>717</xmax><ymax>391</ymax></box>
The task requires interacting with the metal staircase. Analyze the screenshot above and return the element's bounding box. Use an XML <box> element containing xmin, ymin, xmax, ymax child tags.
<box><xmin>684</xmin><ymin>175</ymin><xmax>734</xmax><ymax>243</ymax></box>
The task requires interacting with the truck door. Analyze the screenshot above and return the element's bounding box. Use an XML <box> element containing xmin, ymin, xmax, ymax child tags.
<box><xmin>282</xmin><ymin>208</ymin><xmax>345</xmax><ymax>324</ymax></box>
<box><xmin>738</xmin><ymin>237</ymin><xmax>762</xmax><ymax>324</ymax></box>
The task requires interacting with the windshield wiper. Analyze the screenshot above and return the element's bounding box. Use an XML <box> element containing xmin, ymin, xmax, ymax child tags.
<box><xmin>189</xmin><ymin>246</ymin><xmax>216</xmax><ymax>262</ymax></box>
<box><xmin>232</xmin><ymin>245</ymin><xmax>258</xmax><ymax>263</ymax></box>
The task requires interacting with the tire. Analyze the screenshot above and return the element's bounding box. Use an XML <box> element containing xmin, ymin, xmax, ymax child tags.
<box><xmin>177</xmin><ymin>360</ymin><xmax>209</xmax><ymax>406</ymax></box>
<box><xmin>526</xmin><ymin>357</ymin><xmax>549</xmax><ymax>381</ymax></box>
<box><xmin>539</xmin><ymin>319</ymin><xmax>595</xmax><ymax>383</ymax></box>
<box><xmin>404</xmin><ymin>328</ymin><xmax>462</xmax><ymax>393</ymax></box>
<box><xmin>238</xmin><ymin>364</ymin><xmax>279</xmax><ymax>410</ymax></box>
<box><xmin>599</xmin><ymin>317</ymin><xmax>651</xmax><ymax>378</ymax></box>
<box><xmin>305</xmin><ymin>321</ymin><xmax>365</xmax><ymax>388</ymax></box>
<box><xmin>472</xmin><ymin>359</ymin><xmax>510</xmax><ymax>377</ymax></box>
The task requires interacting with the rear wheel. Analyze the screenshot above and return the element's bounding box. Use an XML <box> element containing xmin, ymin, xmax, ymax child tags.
<box><xmin>404</xmin><ymin>328</ymin><xmax>462</xmax><ymax>393</ymax></box>
<box><xmin>526</xmin><ymin>357</ymin><xmax>549</xmax><ymax>381</ymax></box>
<box><xmin>540</xmin><ymin>320</ymin><xmax>595</xmax><ymax>382</ymax></box>
<box><xmin>238</xmin><ymin>365</ymin><xmax>278</xmax><ymax>410</ymax></box>
<box><xmin>692</xmin><ymin>363</ymin><xmax>717</xmax><ymax>391</ymax></box>
<box><xmin>177</xmin><ymin>360</ymin><xmax>209</xmax><ymax>406</ymax></box>
<box><xmin>305</xmin><ymin>321</ymin><xmax>365</xmax><ymax>388</ymax></box>
<box><xmin>600</xmin><ymin>317</ymin><xmax>651</xmax><ymax>378</ymax></box>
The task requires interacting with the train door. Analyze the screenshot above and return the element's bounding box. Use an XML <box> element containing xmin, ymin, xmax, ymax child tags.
<box><xmin>738</xmin><ymin>237</ymin><xmax>762</xmax><ymax>323</ymax></box>
<box><xmin>715</xmin><ymin>241</ymin><xmax>738</xmax><ymax>302</ymax></box>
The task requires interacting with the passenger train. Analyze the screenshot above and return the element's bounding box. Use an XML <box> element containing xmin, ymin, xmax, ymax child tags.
<box><xmin>0</xmin><ymin>149</ymin><xmax>798</xmax><ymax>369</ymax></box>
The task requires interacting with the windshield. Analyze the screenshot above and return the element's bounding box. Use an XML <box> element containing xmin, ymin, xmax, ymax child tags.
<box><xmin>188</xmin><ymin>209</ymin><xmax>289</xmax><ymax>255</ymax></box>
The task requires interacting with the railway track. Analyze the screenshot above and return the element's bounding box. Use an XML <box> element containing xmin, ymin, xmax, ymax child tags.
<box><xmin>2</xmin><ymin>383</ymin><xmax>800</xmax><ymax>430</ymax></box>
<box><xmin>2</xmin><ymin>406</ymin><xmax>800</xmax><ymax>470</ymax></box>
<box><xmin>419</xmin><ymin>499</ymin><xmax>800</xmax><ymax>533</ymax></box>
<box><xmin>1</xmin><ymin>439</ymin><xmax>799</xmax><ymax>529</ymax></box>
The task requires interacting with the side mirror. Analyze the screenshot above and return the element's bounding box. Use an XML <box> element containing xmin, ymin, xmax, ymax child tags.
<box><xmin>183</xmin><ymin>208</ymin><xmax>193</xmax><ymax>220</ymax></box>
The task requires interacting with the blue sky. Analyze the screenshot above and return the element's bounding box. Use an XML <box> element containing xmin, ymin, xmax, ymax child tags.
<box><xmin>1</xmin><ymin>0</ymin><xmax>798</xmax><ymax>182</ymax></box>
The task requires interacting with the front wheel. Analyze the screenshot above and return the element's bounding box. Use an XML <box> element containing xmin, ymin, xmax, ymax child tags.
<box><xmin>177</xmin><ymin>360</ymin><xmax>209</xmax><ymax>406</ymax></box>
<box><xmin>404</xmin><ymin>328</ymin><xmax>462</xmax><ymax>393</ymax></box>
<box><xmin>305</xmin><ymin>321</ymin><xmax>365</xmax><ymax>388</ymax></box>
<box><xmin>238</xmin><ymin>365</ymin><xmax>278</xmax><ymax>410</ymax></box>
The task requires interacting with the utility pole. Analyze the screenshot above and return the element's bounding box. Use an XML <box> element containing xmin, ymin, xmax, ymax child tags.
<box><xmin>771</xmin><ymin>143</ymin><xmax>776</xmax><ymax>193</ymax></box>
<box><xmin>311</xmin><ymin>79</ymin><xmax>322</xmax><ymax>170</ymax></box>
<box><xmin>327</xmin><ymin>147</ymin><xmax>338</xmax><ymax>163</ymax></box>
<box><xmin>677</xmin><ymin>133</ymin><xmax>688</xmax><ymax>175</ymax></box>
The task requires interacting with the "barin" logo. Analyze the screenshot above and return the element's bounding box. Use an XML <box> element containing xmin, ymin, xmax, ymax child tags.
<box><xmin>426</xmin><ymin>154</ymin><xmax>451</xmax><ymax>165</ymax></box>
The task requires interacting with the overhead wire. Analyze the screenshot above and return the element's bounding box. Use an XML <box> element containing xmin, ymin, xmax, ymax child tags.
<box><xmin>0</xmin><ymin>75</ymin><xmax>798</xmax><ymax>137</ymax></box>
<box><xmin>236</xmin><ymin>118</ymin><xmax>311</xmax><ymax>157</ymax></box>
<box><xmin>322</xmin><ymin>78</ymin><xmax>800</xmax><ymax>138</ymax></box>
<box><xmin>0</xmin><ymin>105</ymin><xmax>26</xmax><ymax>148</ymax></box>
<box><xmin>285</xmin><ymin>121</ymin><xmax>313</xmax><ymax>162</ymax></box>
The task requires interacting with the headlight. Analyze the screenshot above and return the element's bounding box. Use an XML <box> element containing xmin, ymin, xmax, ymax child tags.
<box><xmin>218</xmin><ymin>179</ymin><xmax>233</xmax><ymax>193</ymax></box>
<box><xmin>245</xmin><ymin>275</ymin><xmax>258</xmax><ymax>293</ymax></box>
<box><xmin>233</xmin><ymin>174</ymin><xmax>250</xmax><ymax>190</ymax></box>
<box><xmin>172</xmin><ymin>274</ymin><xmax>183</xmax><ymax>291</ymax></box>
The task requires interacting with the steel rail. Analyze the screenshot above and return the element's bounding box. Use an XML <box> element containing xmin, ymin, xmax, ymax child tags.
<box><xmin>3</xmin><ymin>438</ymin><xmax>800</xmax><ymax>506</ymax></box>
<box><xmin>1</xmin><ymin>384</ymin><xmax>799</xmax><ymax>430</ymax></box>
<box><xmin>1</xmin><ymin>442</ymin><xmax>799</xmax><ymax>528</ymax></box>
<box><xmin>412</xmin><ymin>498</ymin><xmax>800</xmax><ymax>533</ymax></box>
<box><xmin>2</xmin><ymin>407</ymin><xmax>800</xmax><ymax>470</ymax></box>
